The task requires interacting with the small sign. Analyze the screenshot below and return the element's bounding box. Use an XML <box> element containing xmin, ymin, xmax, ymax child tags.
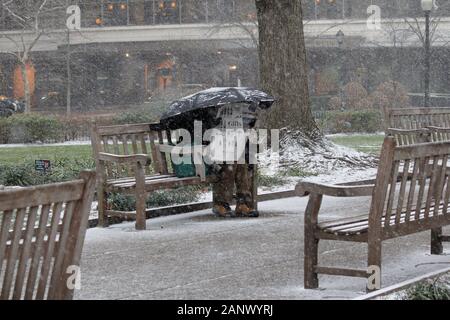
<box><xmin>35</xmin><ymin>160</ymin><xmax>51</xmax><ymax>172</ymax></box>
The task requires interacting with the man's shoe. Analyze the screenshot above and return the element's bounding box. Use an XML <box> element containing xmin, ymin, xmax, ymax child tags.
<box><xmin>213</xmin><ymin>203</ymin><xmax>233</xmax><ymax>218</ymax></box>
<box><xmin>235</xmin><ymin>203</ymin><xmax>259</xmax><ymax>218</ymax></box>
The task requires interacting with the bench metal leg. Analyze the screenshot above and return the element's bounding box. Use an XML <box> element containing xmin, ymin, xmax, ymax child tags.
<box><xmin>431</xmin><ymin>227</ymin><xmax>443</xmax><ymax>255</ymax></box>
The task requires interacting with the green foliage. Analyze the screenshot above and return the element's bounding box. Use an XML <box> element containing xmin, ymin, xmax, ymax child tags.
<box><xmin>405</xmin><ymin>280</ymin><xmax>450</xmax><ymax>300</ymax></box>
<box><xmin>281</xmin><ymin>166</ymin><xmax>316</xmax><ymax>177</ymax></box>
<box><xmin>0</xmin><ymin>157</ymin><xmax>94</xmax><ymax>186</ymax></box>
<box><xmin>109</xmin><ymin>186</ymin><xmax>204</xmax><ymax>211</ymax></box>
<box><xmin>257</xmin><ymin>173</ymin><xmax>285</xmax><ymax>188</ymax></box>
<box><xmin>112</xmin><ymin>109</ymin><xmax>159</xmax><ymax>125</ymax></box>
<box><xmin>322</xmin><ymin>109</ymin><xmax>383</xmax><ymax>134</ymax></box>
<box><xmin>0</xmin><ymin>114</ymin><xmax>64</xmax><ymax>143</ymax></box>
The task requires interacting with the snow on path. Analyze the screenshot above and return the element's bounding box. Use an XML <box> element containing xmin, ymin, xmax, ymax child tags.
<box><xmin>77</xmin><ymin>195</ymin><xmax>450</xmax><ymax>300</ymax></box>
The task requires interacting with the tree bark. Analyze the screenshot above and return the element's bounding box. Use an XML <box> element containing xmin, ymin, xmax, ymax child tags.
<box><xmin>20</xmin><ymin>60</ymin><xmax>31</xmax><ymax>113</ymax></box>
<box><xmin>255</xmin><ymin>0</ymin><xmax>320</xmax><ymax>140</ymax></box>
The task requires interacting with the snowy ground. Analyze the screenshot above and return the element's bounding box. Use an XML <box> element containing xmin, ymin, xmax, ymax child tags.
<box><xmin>75</xmin><ymin>194</ymin><xmax>450</xmax><ymax>300</ymax></box>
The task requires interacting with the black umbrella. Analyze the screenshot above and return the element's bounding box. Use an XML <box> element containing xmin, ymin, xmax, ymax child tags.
<box><xmin>0</xmin><ymin>99</ymin><xmax>25</xmax><ymax>118</ymax></box>
<box><xmin>160</xmin><ymin>87</ymin><xmax>275</xmax><ymax>130</ymax></box>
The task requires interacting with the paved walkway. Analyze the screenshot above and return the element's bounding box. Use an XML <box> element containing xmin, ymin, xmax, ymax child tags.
<box><xmin>75</xmin><ymin>196</ymin><xmax>450</xmax><ymax>300</ymax></box>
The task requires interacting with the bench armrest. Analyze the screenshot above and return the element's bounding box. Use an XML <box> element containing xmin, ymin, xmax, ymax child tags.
<box><xmin>98</xmin><ymin>152</ymin><xmax>151</xmax><ymax>166</ymax></box>
<box><xmin>296</xmin><ymin>181</ymin><xmax>374</xmax><ymax>197</ymax></box>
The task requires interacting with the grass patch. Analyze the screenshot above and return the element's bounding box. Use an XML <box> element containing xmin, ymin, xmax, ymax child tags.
<box><xmin>0</xmin><ymin>145</ymin><xmax>94</xmax><ymax>186</ymax></box>
<box><xmin>328</xmin><ymin>134</ymin><xmax>384</xmax><ymax>154</ymax></box>
<box><xmin>0</xmin><ymin>144</ymin><xmax>93</xmax><ymax>165</ymax></box>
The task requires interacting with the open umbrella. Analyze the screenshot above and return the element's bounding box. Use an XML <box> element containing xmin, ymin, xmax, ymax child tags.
<box><xmin>0</xmin><ymin>98</ymin><xmax>25</xmax><ymax>118</ymax></box>
<box><xmin>160</xmin><ymin>87</ymin><xmax>275</xmax><ymax>130</ymax></box>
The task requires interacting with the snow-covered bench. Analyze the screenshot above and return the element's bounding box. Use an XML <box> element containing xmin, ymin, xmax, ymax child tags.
<box><xmin>296</xmin><ymin>136</ymin><xmax>450</xmax><ymax>292</ymax></box>
<box><xmin>0</xmin><ymin>171</ymin><xmax>96</xmax><ymax>300</ymax></box>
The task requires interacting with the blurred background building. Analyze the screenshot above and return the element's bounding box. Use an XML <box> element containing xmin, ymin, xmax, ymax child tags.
<box><xmin>1</xmin><ymin>0</ymin><xmax>450</xmax><ymax>112</ymax></box>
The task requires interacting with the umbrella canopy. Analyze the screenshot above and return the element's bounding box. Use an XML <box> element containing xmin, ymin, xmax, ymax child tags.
<box><xmin>0</xmin><ymin>98</ymin><xmax>25</xmax><ymax>118</ymax></box>
<box><xmin>160</xmin><ymin>87</ymin><xmax>275</xmax><ymax>129</ymax></box>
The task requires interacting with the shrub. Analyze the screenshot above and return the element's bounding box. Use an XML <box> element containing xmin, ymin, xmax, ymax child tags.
<box><xmin>405</xmin><ymin>281</ymin><xmax>450</xmax><ymax>300</ymax></box>
<box><xmin>329</xmin><ymin>82</ymin><xmax>371</xmax><ymax>111</ymax></box>
<box><xmin>0</xmin><ymin>114</ymin><xmax>64</xmax><ymax>144</ymax></box>
<box><xmin>0</xmin><ymin>157</ymin><xmax>95</xmax><ymax>187</ymax></box>
<box><xmin>257</xmin><ymin>173</ymin><xmax>285</xmax><ymax>188</ymax></box>
<box><xmin>322</xmin><ymin>109</ymin><xmax>383</xmax><ymax>134</ymax></box>
<box><xmin>281</xmin><ymin>167</ymin><xmax>316</xmax><ymax>177</ymax></box>
<box><xmin>371</xmin><ymin>80</ymin><xmax>410</xmax><ymax>111</ymax></box>
<box><xmin>343</xmin><ymin>81</ymin><xmax>369</xmax><ymax>110</ymax></box>
<box><xmin>112</xmin><ymin>109</ymin><xmax>159</xmax><ymax>125</ymax></box>
<box><xmin>57</xmin><ymin>116</ymin><xmax>93</xmax><ymax>141</ymax></box>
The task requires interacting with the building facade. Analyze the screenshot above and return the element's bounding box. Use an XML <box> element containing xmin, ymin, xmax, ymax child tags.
<box><xmin>1</xmin><ymin>0</ymin><xmax>450</xmax><ymax>111</ymax></box>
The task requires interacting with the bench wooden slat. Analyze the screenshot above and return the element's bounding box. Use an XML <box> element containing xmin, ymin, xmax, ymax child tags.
<box><xmin>0</xmin><ymin>181</ymin><xmax>85</xmax><ymax>211</ymax></box>
<box><xmin>320</xmin><ymin>203</ymin><xmax>448</xmax><ymax>236</ymax></box>
<box><xmin>414</xmin><ymin>157</ymin><xmax>428</xmax><ymax>221</ymax></box>
<box><xmin>24</xmin><ymin>203</ymin><xmax>51</xmax><ymax>300</ymax></box>
<box><xmin>97</xmin><ymin>123</ymin><xmax>152</xmax><ymax>135</ymax></box>
<box><xmin>107</xmin><ymin>174</ymin><xmax>175</xmax><ymax>185</ymax></box>
<box><xmin>384</xmin><ymin>160</ymin><xmax>399</xmax><ymax>228</ymax></box>
<box><xmin>107</xmin><ymin>175</ymin><xmax>216</xmax><ymax>192</ymax></box>
<box><xmin>0</xmin><ymin>210</ymin><xmax>13</xmax><ymax>280</ymax></box>
<box><xmin>395</xmin><ymin>159</ymin><xmax>410</xmax><ymax>225</ymax></box>
<box><xmin>1</xmin><ymin>208</ymin><xmax>26</xmax><ymax>299</ymax></box>
<box><xmin>35</xmin><ymin>201</ymin><xmax>64</xmax><ymax>299</ymax></box>
<box><xmin>424</xmin><ymin>156</ymin><xmax>439</xmax><ymax>219</ymax></box>
<box><xmin>314</xmin><ymin>267</ymin><xmax>368</xmax><ymax>278</ymax></box>
<box><xmin>405</xmin><ymin>159</ymin><xmax>419</xmax><ymax>222</ymax></box>
<box><xmin>12</xmin><ymin>206</ymin><xmax>39</xmax><ymax>300</ymax></box>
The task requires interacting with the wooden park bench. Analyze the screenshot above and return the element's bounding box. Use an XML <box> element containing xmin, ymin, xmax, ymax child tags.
<box><xmin>386</xmin><ymin>107</ymin><xmax>450</xmax><ymax>254</ymax></box>
<box><xmin>296</xmin><ymin>136</ymin><xmax>450</xmax><ymax>291</ymax></box>
<box><xmin>91</xmin><ymin>122</ymin><xmax>258</xmax><ymax>230</ymax></box>
<box><xmin>386</xmin><ymin>107</ymin><xmax>450</xmax><ymax>130</ymax></box>
<box><xmin>0</xmin><ymin>171</ymin><xmax>96</xmax><ymax>300</ymax></box>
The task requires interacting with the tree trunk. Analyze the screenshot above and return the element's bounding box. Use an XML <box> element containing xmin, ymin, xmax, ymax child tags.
<box><xmin>255</xmin><ymin>0</ymin><xmax>320</xmax><ymax>140</ymax></box>
<box><xmin>20</xmin><ymin>61</ymin><xmax>31</xmax><ymax>113</ymax></box>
